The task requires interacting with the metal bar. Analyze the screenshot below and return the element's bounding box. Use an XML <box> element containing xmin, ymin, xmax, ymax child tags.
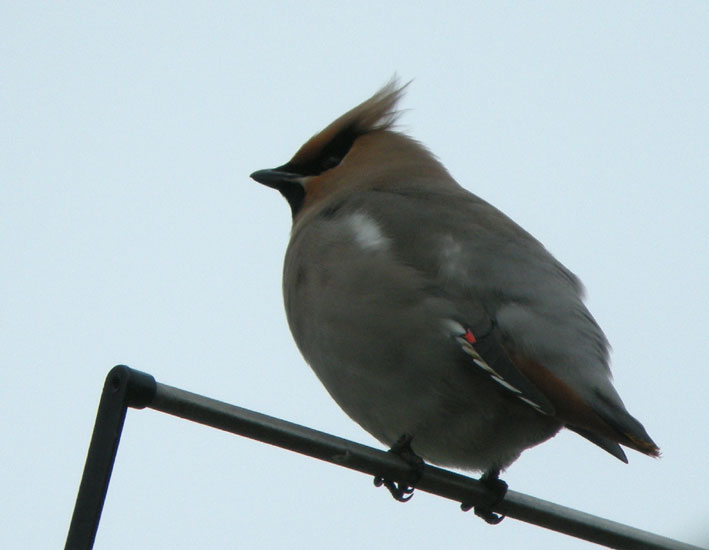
<box><xmin>65</xmin><ymin>366</ymin><xmax>156</xmax><ymax>550</ymax></box>
<box><xmin>67</xmin><ymin>366</ymin><xmax>703</xmax><ymax>550</ymax></box>
<box><xmin>149</xmin><ymin>381</ymin><xmax>701</xmax><ymax>550</ymax></box>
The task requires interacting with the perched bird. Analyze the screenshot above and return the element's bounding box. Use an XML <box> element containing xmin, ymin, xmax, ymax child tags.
<box><xmin>251</xmin><ymin>80</ymin><xmax>659</xmax><ymax>520</ymax></box>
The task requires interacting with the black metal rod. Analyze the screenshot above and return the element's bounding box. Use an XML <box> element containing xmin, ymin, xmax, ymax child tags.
<box><xmin>149</xmin><ymin>382</ymin><xmax>700</xmax><ymax>550</ymax></box>
<box><xmin>66</xmin><ymin>366</ymin><xmax>703</xmax><ymax>550</ymax></box>
<box><xmin>65</xmin><ymin>366</ymin><xmax>156</xmax><ymax>550</ymax></box>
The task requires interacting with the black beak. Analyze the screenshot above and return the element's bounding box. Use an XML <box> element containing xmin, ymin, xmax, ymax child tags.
<box><xmin>250</xmin><ymin>168</ymin><xmax>305</xmax><ymax>218</ymax></box>
<box><xmin>250</xmin><ymin>168</ymin><xmax>302</xmax><ymax>190</ymax></box>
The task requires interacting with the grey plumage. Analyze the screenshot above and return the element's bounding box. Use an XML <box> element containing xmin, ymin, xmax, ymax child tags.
<box><xmin>252</xmin><ymin>80</ymin><xmax>659</xmax><ymax>474</ymax></box>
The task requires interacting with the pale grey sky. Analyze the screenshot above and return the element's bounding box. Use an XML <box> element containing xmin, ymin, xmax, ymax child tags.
<box><xmin>3</xmin><ymin>2</ymin><xmax>708</xmax><ymax>549</ymax></box>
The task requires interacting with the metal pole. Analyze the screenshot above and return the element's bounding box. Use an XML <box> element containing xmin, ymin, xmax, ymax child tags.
<box><xmin>66</xmin><ymin>366</ymin><xmax>704</xmax><ymax>550</ymax></box>
<box><xmin>149</xmin><ymin>382</ymin><xmax>701</xmax><ymax>550</ymax></box>
<box><xmin>65</xmin><ymin>366</ymin><xmax>156</xmax><ymax>550</ymax></box>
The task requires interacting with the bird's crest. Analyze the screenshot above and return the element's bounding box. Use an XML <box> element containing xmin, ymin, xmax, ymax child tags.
<box><xmin>287</xmin><ymin>78</ymin><xmax>409</xmax><ymax>175</ymax></box>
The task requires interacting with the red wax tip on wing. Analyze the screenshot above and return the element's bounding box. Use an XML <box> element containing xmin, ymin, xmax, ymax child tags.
<box><xmin>464</xmin><ymin>329</ymin><xmax>476</xmax><ymax>344</ymax></box>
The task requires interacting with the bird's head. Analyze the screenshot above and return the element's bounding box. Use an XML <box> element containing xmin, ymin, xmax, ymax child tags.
<box><xmin>251</xmin><ymin>79</ymin><xmax>453</xmax><ymax>222</ymax></box>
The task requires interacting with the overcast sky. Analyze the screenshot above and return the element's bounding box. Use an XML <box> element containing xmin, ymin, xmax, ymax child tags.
<box><xmin>3</xmin><ymin>2</ymin><xmax>708</xmax><ymax>549</ymax></box>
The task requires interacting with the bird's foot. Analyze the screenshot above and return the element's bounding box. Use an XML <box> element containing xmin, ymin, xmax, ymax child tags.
<box><xmin>373</xmin><ymin>433</ymin><xmax>424</xmax><ymax>503</ymax></box>
<box><xmin>460</xmin><ymin>468</ymin><xmax>508</xmax><ymax>525</ymax></box>
<box><xmin>373</xmin><ymin>477</ymin><xmax>416</xmax><ymax>502</ymax></box>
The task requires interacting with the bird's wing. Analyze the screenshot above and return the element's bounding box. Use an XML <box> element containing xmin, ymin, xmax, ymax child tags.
<box><xmin>348</xmin><ymin>188</ymin><xmax>659</xmax><ymax>458</ymax></box>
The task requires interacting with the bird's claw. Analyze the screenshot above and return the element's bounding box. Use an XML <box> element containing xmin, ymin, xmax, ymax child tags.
<box><xmin>373</xmin><ymin>476</ymin><xmax>415</xmax><ymax>502</ymax></box>
<box><xmin>461</xmin><ymin>469</ymin><xmax>508</xmax><ymax>525</ymax></box>
<box><xmin>472</xmin><ymin>506</ymin><xmax>505</xmax><ymax>525</ymax></box>
<box><xmin>373</xmin><ymin>433</ymin><xmax>423</xmax><ymax>503</ymax></box>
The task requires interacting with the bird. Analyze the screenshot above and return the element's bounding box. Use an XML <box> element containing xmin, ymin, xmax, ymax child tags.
<box><xmin>251</xmin><ymin>79</ymin><xmax>659</xmax><ymax>522</ymax></box>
